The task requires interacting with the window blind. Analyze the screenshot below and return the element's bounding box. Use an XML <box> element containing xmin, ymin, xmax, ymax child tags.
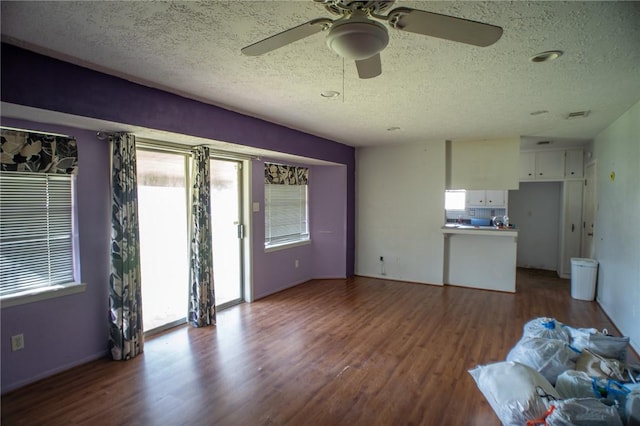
<box><xmin>0</xmin><ymin>172</ymin><xmax>74</xmax><ymax>296</ymax></box>
<box><xmin>265</xmin><ymin>184</ymin><xmax>309</xmax><ymax>246</ymax></box>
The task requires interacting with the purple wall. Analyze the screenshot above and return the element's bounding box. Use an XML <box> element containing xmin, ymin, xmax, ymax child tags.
<box><xmin>0</xmin><ymin>118</ymin><xmax>111</xmax><ymax>392</ymax></box>
<box><xmin>1</xmin><ymin>43</ymin><xmax>355</xmax><ymax>391</ymax></box>
<box><xmin>311</xmin><ymin>166</ymin><xmax>348</xmax><ymax>279</ymax></box>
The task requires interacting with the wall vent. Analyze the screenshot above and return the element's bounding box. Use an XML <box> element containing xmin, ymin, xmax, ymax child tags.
<box><xmin>566</xmin><ymin>110</ymin><xmax>590</xmax><ymax>119</ymax></box>
<box><xmin>536</xmin><ymin>140</ymin><xmax>552</xmax><ymax>145</ymax></box>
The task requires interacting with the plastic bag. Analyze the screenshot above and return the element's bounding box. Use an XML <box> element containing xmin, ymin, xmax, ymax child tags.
<box><xmin>469</xmin><ymin>361</ymin><xmax>560</xmax><ymax>426</ymax></box>
<box><xmin>556</xmin><ymin>370</ymin><xmax>596</xmax><ymax>399</ymax></box>
<box><xmin>575</xmin><ymin>348</ymin><xmax>626</xmax><ymax>381</ymax></box>
<box><xmin>507</xmin><ymin>337</ymin><xmax>581</xmax><ymax>385</ymax></box>
<box><xmin>627</xmin><ymin>390</ymin><xmax>640</xmax><ymax>426</ymax></box>
<box><xmin>523</xmin><ymin>317</ymin><xmax>571</xmax><ymax>342</ymax></box>
<box><xmin>565</xmin><ymin>326</ymin><xmax>629</xmax><ymax>361</ymax></box>
<box><xmin>545</xmin><ymin>398</ymin><xmax>623</xmax><ymax>425</ymax></box>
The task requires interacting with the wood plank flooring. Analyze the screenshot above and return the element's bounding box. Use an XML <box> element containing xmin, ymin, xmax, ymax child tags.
<box><xmin>2</xmin><ymin>268</ymin><xmax>637</xmax><ymax>425</ymax></box>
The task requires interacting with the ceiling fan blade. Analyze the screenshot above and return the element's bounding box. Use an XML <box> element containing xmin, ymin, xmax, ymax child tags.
<box><xmin>355</xmin><ymin>54</ymin><xmax>382</xmax><ymax>79</ymax></box>
<box><xmin>241</xmin><ymin>18</ymin><xmax>333</xmax><ymax>56</ymax></box>
<box><xmin>387</xmin><ymin>7</ymin><xmax>503</xmax><ymax>47</ymax></box>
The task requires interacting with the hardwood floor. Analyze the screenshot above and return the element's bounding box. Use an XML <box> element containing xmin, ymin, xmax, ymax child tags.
<box><xmin>2</xmin><ymin>268</ymin><xmax>637</xmax><ymax>425</ymax></box>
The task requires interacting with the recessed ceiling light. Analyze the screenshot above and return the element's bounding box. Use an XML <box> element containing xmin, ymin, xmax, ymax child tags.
<box><xmin>320</xmin><ymin>90</ymin><xmax>340</xmax><ymax>98</ymax></box>
<box><xmin>530</xmin><ymin>110</ymin><xmax>549</xmax><ymax>116</ymax></box>
<box><xmin>530</xmin><ymin>50</ymin><xmax>563</xmax><ymax>63</ymax></box>
<box><xmin>387</xmin><ymin>126</ymin><xmax>401</xmax><ymax>131</ymax></box>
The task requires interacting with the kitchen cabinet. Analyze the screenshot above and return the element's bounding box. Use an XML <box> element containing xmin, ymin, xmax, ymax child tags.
<box><xmin>565</xmin><ymin>149</ymin><xmax>584</xmax><ymax>178</ymax></box>
<box><xmin>535</xmin><ymin>151</ymin><xmax>565</xmax><ymax>179</ymax></box>
<box><xmin>558</xmin><ymin>180</ymin><xmax>583</xmax><ymax>278</ymax></box>
<box><xmin>519</xmin><ymin>152</ymin><xmax>536</xmax><ymax>180</ymax></box>
<box><xmin>520</xmin><ymin>149</ymin><xmax>585</xmax><ymax>181</ymax></box>
<box><xmin>466</xmin><ymin>190</ymin><xmax>506</xmax><ymax>207</ymax></box>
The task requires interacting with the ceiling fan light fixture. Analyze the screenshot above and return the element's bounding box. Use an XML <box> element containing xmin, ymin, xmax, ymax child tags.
<box><xmin>326</xmin><ymin>19</ymin><xmax>389</xmax><ymax>60</ymax></box>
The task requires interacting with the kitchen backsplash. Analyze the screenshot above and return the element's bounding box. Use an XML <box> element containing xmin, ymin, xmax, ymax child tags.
<box><xmin>445</xmin><ymin>207</ymin><xmax>507</xmax><ymax>222</ymax></box>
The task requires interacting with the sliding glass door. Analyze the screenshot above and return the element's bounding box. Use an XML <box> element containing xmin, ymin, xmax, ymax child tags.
<box><xmin>136</xmin><ymin>148</ymin><xmax>244</xmax><ymax>334</ymax></box>
<box><xmin>210</xmin><ymin>159</ymin><xmax>243</xmax><ymax>308</ymax></box>
<box><xmin>137</xmin><ymin>149</ymin><xmax>190</xmax><ymax>332</ymax></box>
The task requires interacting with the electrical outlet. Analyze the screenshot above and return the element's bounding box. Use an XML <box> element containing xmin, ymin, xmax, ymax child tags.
<box><xmin>11</xmin><ymin>334</ymin><xmax>24</xmax><ymax>351</ymax></box>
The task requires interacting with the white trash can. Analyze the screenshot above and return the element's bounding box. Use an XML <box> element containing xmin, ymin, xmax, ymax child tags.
<box><xmin>570</xmin><ymin>258</ymin><xmax>598</xmax><ymax>301</ymax></box>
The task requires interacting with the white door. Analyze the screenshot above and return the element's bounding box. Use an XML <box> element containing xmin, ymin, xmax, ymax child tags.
<box><xmin>581</xmin><ymin>161</ymin><xmax>597</xmax><ymax>258</ymax></box>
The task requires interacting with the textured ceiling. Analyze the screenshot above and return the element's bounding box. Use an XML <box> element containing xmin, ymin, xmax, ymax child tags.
<box><xmin>1</xmin><ymin>1</ymin><xmax>640</xmax><ymax>150</ymax></box>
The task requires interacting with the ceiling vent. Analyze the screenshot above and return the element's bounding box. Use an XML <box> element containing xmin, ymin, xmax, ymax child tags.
<box><xmin>566</xmin><ymin>110</ymin><xmax>590</xmax><ymax>119</ymax></box>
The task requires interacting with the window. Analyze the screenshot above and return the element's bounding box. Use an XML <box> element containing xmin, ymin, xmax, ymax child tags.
<box><xmin>445</xmin><ymin>190</ymin><xmax>466</xmax><ymax>211</ymax></box>
<box><xmin>0</xmin><ymin>172</ymin><xmax>76</xmax><ymax>297</ymax></box>
<box><xmin>265</xmin><ymin>183</ymin><xmax>309</xmax><ymax>248</ymax></box>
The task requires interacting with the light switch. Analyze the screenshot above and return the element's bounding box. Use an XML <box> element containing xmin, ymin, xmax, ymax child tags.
<box><xmin>252</xmin><ymin>202</ymin><xmax>260</xmax><ymax>212</ymax></box>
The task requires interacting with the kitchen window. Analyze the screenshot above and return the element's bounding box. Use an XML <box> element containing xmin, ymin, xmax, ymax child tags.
<box><xmin>445</xmin><ymin>189</ymin><xmax>466</xmax><ymax>211</ymax></box>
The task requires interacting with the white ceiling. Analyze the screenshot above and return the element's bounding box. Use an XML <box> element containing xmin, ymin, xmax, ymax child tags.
<box><xmin>1</xmin><ymin>1</ymin><xmax>640</xmax><ymax>151</ymax></box>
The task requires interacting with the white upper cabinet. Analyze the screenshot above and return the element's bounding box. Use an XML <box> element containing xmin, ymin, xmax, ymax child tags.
<box><xmin>519</xmin><ymin>149</ymin><xmax>583</xmax><ymax>181</ymax></box>
<box><xmin>565</xmin><ymin>149</ymin><xmax>584</xmax><ymax>178</ymax></box>
<box><xmin>466</xmin><ymin>190</ymin><xmax>506</xmax><ymax>207</ymax></box>
<box><xmin>535</xmin><ymin>150</ymin><xmax>565</xmax><ymax>179</ymax></box>
<box><xmin>519</xmin><ymin>152</ymin><xmax>536</xmax><ymax>180</ymax></box>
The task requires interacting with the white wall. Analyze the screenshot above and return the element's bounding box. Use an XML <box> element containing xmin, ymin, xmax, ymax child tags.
<box><xmin>356</xmin><ymin>141</ymin><xmax>445</xmax><ymax>284</ymax></box>
<box><xmin>508</xmin><ymin>182</ymin><xmax>561</xmax><ymax>270</ymax></box>
<box><xmin>448</xmin><ymin>137</ymin><xmax>520</xmax><ymax>190</ymax></box>
<box><xmin>593</xmin><ymin>99</ymin><xmax>640</xmax><ymax>354</ymax></box>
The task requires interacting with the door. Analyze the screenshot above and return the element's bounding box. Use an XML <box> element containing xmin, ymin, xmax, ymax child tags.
<box><xmin>559</xmin><ymin>180</ymin><xmax>583</xmax><ymax>277</ymax></box>
<box><xmin>137</xmin><ymin>149</ymin><xmax>190</xmax><ymax>333</ymax></box>
<box><xmin>581</xmin><ymin>161</ymin><xmax>597</xmax><ymax>258</ymax></box>
<box><xmin>209</xmin><ymin>158</ymin><xmax>243</xmax><ymax>308</ymax></box>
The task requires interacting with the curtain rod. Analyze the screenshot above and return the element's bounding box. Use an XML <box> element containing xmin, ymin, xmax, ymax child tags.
<box><xmin>136</xmin><ymin>137</ymin><xmax>258</xmax><ymax>161</ymax></box>
<box><xmin>0</xmin><ymin>126</ymin><xmax>73</xmax><ymax>139</ymax></box>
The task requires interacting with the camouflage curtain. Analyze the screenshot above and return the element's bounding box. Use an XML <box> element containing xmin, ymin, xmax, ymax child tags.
<box><xmin>108</xmin><ymin>133</ymin><xmax>144</xmax><ymax>360</ymax></box>
<box><xmin>188</xmin><ymin>146</ymin><xmax>216</xmax><ymax>327</ymax></box>
<box><xmin>264</xmin><ymin>162</ymin><xmax>309</xmax><ymax>185</ymax></box>
<box><xmin>1</xmin><ymin>128</ymin><xmax>78</xmax><ymax>174</ymax></box>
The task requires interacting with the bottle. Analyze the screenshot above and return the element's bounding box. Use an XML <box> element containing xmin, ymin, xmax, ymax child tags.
<box><xmin>503</xmin><ymin>215</ymin><xmax>510</xmax><ymax>228</ymax></box>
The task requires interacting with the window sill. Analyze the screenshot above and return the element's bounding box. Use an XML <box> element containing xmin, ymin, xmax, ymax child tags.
<box><xmin>265</xmin><ymin>239</ymin><xmax>311</xmax><ymax>253</ymax></box>
<box><xmin>1</xmin><ymin>282</ymin><xmax>87</xmax><ymax>309</ymax></box>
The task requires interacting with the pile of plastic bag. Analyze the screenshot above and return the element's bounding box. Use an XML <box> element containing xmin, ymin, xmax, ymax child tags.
<box><xmin>469</xmin><ymin>317</ymin><xmax>640</xmax><ymax>425</ymax></box>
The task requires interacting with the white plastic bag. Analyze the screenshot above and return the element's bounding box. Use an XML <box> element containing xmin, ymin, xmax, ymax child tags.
<box><xmin>506</xmin><ymin>337</ymin><xmax>580</xmax><ymax>385</ymax></box>
<box><xmin>627</xmin><ymin>390</ymin><xmax>640</xmax><ymax>426</ymax></box>
<box><xmin>469</xmin><ymin>361</ymin><xmax>559</xmax><ymax>426</ymax></box>
<box><xmin>555</xmin><ymin>370</ymin><xmax>596</xmax><ymax>399</ymax></box>
<box><xmin>546</xmin><ymin>398</ymin><xmax>623</xmax><ymax>425</ymax></box>
<box><xmin>523</xmin><ymin>317</ymin><xmax>571</xmax><ymax>342</ymax></box>
<box><xmin>566</xmin><ymin>326</ymin><xmax>629</xmax><ymax>361</ymax></box>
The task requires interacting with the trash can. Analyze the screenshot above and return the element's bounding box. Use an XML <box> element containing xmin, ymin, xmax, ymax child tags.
<box><xmin>570</xmin><ymin>258</ymin><xmax>598</xmax><ymax>301</ymax></box>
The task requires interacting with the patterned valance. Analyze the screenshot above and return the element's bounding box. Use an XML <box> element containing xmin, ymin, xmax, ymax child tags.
<box><xmin>0</xmin><ymin>128</ymin><xmax>78</xmax><ymax>174</ymax></box>
<box><xmin>264</xmin><ymin>163</ymin><xmax>309</xmax><ymax>185</ymax></box>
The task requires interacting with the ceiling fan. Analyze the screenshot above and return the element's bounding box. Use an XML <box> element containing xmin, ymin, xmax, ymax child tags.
<box><xmin>241</xmin><ymin>0</ymin><xmax>503</xmax><ymax>79</ymax></box>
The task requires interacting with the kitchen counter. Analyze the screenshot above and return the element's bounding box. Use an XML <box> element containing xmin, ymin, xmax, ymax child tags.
<box><xmin>442</xmin><ymin>224</ymin><xmax>518</xmax><ymax>237</ymax></box>
<box><xmin>442</xmin><ymin>225</ymin><xmax>517</xmax><ymax>293</ymax></box>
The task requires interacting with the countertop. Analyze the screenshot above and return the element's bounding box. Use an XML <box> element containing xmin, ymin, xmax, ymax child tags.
<box><xmin>441</xmin><ymin>224</ymin><xmax>518</xmax><ymax>237</ymax></box>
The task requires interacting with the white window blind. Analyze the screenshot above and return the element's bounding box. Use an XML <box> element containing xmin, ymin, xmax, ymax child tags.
<box><xmin>265</xmin><ymin>184</ymin><xmax>309</xmax><ymax>247</ymax></box>
<box><xmin>0</xmin><ymin>172</ymin><xmax>74</xmax><ymax>296</ymax></box>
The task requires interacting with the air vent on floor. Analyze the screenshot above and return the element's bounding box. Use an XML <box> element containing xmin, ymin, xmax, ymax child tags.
<box><xmin>566</xmin><ymin>110</ymin><xmax>590</xmax><ymax>119</ymax></box>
